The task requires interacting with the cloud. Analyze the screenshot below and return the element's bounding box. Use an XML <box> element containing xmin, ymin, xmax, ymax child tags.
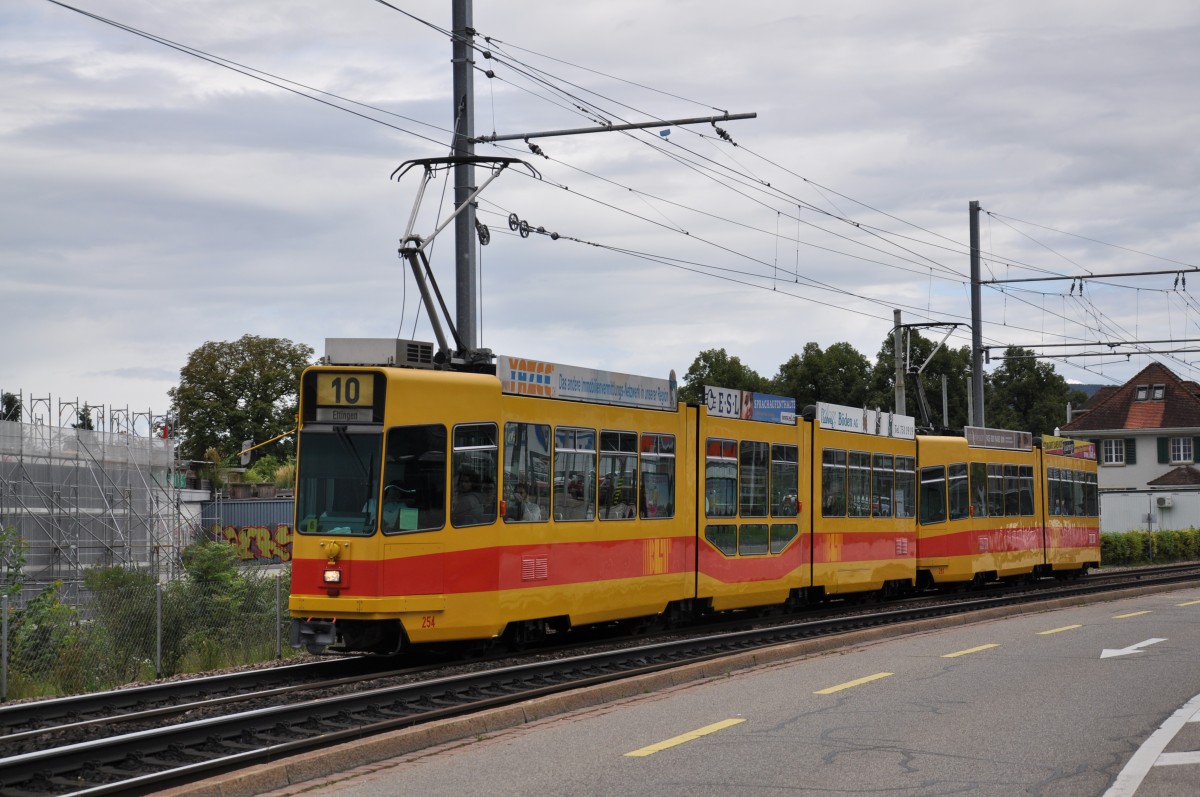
<box><xmin>3</xmin><ymin>0</ymin><xmax>1199</xmax><ymax>418</ymax></box>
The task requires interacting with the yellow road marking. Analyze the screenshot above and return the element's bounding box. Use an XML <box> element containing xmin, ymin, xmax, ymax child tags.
<box><xmin>1039</xmin><ymin>624</ymin><xmax>1082</xmax><ymax>635</ymax></box>
<box><xmin>1114</xmin><ymin>611</ymin><xmax>1152</xmax><ymax>618</ymax></box>
<box><xmin>1176</xmin><ymin>600</ymin><xmax>1200</xmax><ymax>607</ymax></box>
<box><xmin>943</xmin><ymin>643</ymin><xmax>1000</xmax><ymax>658</ymax></box>
<box><xmin>624</xmin><ymin>719</ymin><xmax>745</xmax><ymax>757</ymax></box>
<box><xmin>813</xmin><ymin>672</ymin><xmax>893</xmax><ymax>694</ymax></box>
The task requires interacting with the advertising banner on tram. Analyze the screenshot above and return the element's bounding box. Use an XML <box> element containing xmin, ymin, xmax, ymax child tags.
<box><xmin>498</xmin><ymin>356</ymin><xmax>677</xmax><ymax>410</ymax></box>
<box><xmin>704</xmin><ymin>386</ymin><xmax>796</xmax><ymax>424</ymax></box>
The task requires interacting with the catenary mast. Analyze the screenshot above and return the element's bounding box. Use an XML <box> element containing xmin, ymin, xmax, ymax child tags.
<box><xmin>451</xmin><ymin>0</ymin><xmax>478</xmax><ymax>349</ymax></box>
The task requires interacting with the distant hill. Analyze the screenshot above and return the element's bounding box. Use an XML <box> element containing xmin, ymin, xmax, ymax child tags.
<box><xmin>1068</xmin><ymin>384</ymin><xmax>1105</xmax><ymax>398</ymax></box>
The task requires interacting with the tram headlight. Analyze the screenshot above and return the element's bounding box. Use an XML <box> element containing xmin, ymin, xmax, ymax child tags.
<box><xmin>323</xmin><ymin>568</ymin><xmax>343</xmax><ymax>584</ymax></box>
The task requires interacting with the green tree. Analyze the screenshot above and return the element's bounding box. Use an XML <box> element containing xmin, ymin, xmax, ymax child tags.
<box><xmin>984</xmin><ymin>347</ymin><xmax>1087</xmax><ymax>435</ymax></box>
<box><xmin>72</xmin><ymin>405</ymin><xmax>94</xmax><ymax>430</ymax></box>
<box><xmin>868</xmin><ymin>331</ymin><xmax>972</xmax><ymax>431</ymax></box>
<box><xmin>771</xmin><ymin>341</ymin><xmax>871</xmax><ymax>410</ymax></box>
<box><xmin>678</xmin><ymin>348</ymin><xmax>768</xmax><ymax>404</ymax></box>
<box><xmin>173</xmin><ymin>541</ymin><xmax>281</xmax><ymax>669</ymax></box>
<box><xmin>9</xmin><ymin>581</ymin><xmax>85</xmax><ymax>694</ymax></box>
<box><xmin>83</xmin><ymin>566</ymin><xmax>167</xmax><ymax>682</ymax></box>
<box><xmin>1</xmin><ymin>525</ymin><xmax>27</xmax><ymax>598</ymax></box>
<box><xmin>1</xmin><ymin>392</ymin><xmax>21</xmax><ymax>422</ymax></box>
<box><xmin>168</xmin><ymin>334</ymin><xmax>314</xmax><ymax>462</ymax></box>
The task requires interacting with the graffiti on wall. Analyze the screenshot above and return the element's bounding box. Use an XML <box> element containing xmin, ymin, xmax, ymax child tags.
<box><xmin>214</xmin><ymin>524</ymin><xmax>293</xmax><ymax>562</ymax></box>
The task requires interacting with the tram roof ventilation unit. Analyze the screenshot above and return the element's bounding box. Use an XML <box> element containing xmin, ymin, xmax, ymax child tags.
<box><xmin>324</xmin><ymin>338</ymin><xmax>435</xmax><ymax>369</ymax></box>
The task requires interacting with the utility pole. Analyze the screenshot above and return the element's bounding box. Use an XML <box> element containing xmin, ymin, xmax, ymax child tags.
<box><xmin>440</xmin><ymin>0</ymin><xmax>754</xmax><ymax>360</ymax></box>
<box><xmin>451</xmin><ymin>0</ymin><xmax>477</xmax><ymax>349</ymax></box>
<box><xmin>969</xmin><ymin>200</ymin><xmax>985</xmax><ymax>428</ymax></box>
<box><xmin>893</xmin><ymin>309</ymin><xmax>905</xmax><ymax>414</ymax></box>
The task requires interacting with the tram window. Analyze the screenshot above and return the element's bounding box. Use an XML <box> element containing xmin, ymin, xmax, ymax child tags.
<box><xmin>705</xmin><ymin>524</ymin><xmax>737</xmax><ymax>556</ymax></box>
<box><xmin>706</xmin><ymin>438</ymin><xmax>738</xmax><ymax>517</ymax></box>
<box><xmin>1047</xmin><ymin>468</ymin><xmax>1061</xmax><ymax>514</ymax></box>
<box><xmin>1069</xmin><ymin>468</ymin><xmax>1084</xmax><ymax>515</ymax></box>
<box><xmin>1020</xmin><ymin>465</ymin><xmax>1035</xmax><ymax>515</ymax></box>
<box><xmin>376</xmin><ymin>424</ymin><xmax>446</xmax><ymax>533</ymax></box>
<box><xmin>822</xmin><ymin>448</ymin><xmax>847</xmax><ymax>517</ymax></box>
<box><xmin>1052</xmin><ymin>467</ymin><xmax>1075</xmax><ymax>516</ymax></box>
<box><xmin>895</xmin><ymin>456</ymin><xmax>915</xmax><ymax>518</ymax></box>
<box><xmin>740</xmin><ymin>441</ymin><xmax>769</xmax><ymax>517</ymax></box>
<box><xmin>1084</xmin><ymin>472</ymin><xmax>1099</xmax><ymax>516</ymax></box>
<box><xmin>770</xmin><ymin>523</ymin><xmax>799</xmax><ymax>553</ymax></box>
<box><xmin>872</xmin><ymin>453</ymin><xmax>894</xmax><ymax>518</ymax></box>
<box><xmin>948</xmin><ymin>463</ymin><xmax>969</xmax><ymax>520</ymax></box>
<box><xmin>555</xmin><ymin>427</ymin><xmax>596</xmax><ymax>522</ymax></box>
<box><xmin>503</xmin><ymin>422</ymin><xmax>550</xmax><ymax>524</ymax></box>
<box><xmin>987</xmin><ymin>463</ymin><xmax>1005</xmax><ymax>517</ymax></box>
<box><xmin>919</xmin><ymin>465</ymin><xmax>947</xmax><ymax>524</ymax></box>
<box><xmin>1056</xmin><ymin>468</ymin><xmax>1075</xmax><ymax>516</ymax></box>
<box><xmin>599</xmin><ymin>430</ymin><xmax>637</xmax><ymax>520</ymax></box>
<box><xmin>848</xmin><ymin>451</ymin><xmax>871</xmax><ymax>518</ymax></box>
<box><xmin>640</xmin><ymin>433</ymin><xmax>675</xmax><ymax>519</ymax></box>
<box><xmin>739</xmin><ymin>523</ymin><xmax>769</xmax><ymax>555</ymax></box>
<box><xmin>772</xmin><ymin>444</ymin><xmax>799</xmax><ymax>518</ymax></box>
<box><xmin>296</xmin><ymin>427</ymin><xmax>385</xmax><ymax>536</ymax></box>
<box><xmin>969</xmin><ymin>462</ymin><xmax>987</xmax><ymax>518</ymax></box>
<box><xmin>451</xmin><ymin>423</ymin><xmax>497</xmax><ymax>527</ymax></box>
<box><xmin>1003</xmin><ymin>465</ymin><xmax>1020</xmax><ymax>516</ymax></box>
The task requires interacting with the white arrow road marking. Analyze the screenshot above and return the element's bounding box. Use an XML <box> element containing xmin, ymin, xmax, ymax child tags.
<box><xmin>1101</xmin><ymin>638</ymin><xmax>1167</xmax><ymax>659</ymax></box>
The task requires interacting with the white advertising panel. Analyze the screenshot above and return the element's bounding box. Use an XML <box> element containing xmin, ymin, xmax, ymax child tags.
<box><xmin>704</xmin><ymin>386</ymin><xmax>797</xmax><ymax>424</ymax></box>
<box><xmin>964</xmin><ymin>426</ymin><xmax>1033</xmax><ymax>451</ymax></box>
<box><xmin>498</xmin><ymin>356</ymin><xmax>677</xmax><ymax>410</ymax></box>
<box><xmin>816</xmin><ymin>402</ymin><xmax>915</xmax><ymax>439</ymax></box>
<box><xmin>704</xmin><ymin>385</ymin><xmax>742</xmax><ymax>418</ymax></box>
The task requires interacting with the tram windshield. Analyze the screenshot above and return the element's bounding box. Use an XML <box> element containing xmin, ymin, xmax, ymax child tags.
<box><xmin>295</xmin><ymin>428</ymin><xmax>382</xmax><ymax>536</ymax></box>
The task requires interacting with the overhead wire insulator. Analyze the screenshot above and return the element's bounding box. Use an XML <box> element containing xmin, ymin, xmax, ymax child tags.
<box><xmin>525</xmin><ymin>138</ymin><xmax>547</xmax><ymax>158</ymax></box>
<box><xmin>711</xmin><ymin>122</ymin><xmax>738</xmax><ymax>146</ymax></box>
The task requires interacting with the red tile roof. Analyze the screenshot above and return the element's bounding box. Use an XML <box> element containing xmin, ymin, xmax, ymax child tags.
<box><xmin>1080</xmin><ymin>386</ymin><xmax>1117</xmax><ymax>411</ymax></box>
<box><xmin>1061</xmin><ymin>362</ymin><xmax>1200</xmax><ymax>432</ymax></box>
<box><xmin>1147</xmin><ymin>466</ymin><xmax>1200</xmax><ymax>487</ymax></box>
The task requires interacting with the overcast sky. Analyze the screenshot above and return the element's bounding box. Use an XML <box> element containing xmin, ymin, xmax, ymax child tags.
<box><xmin>3</xmin><ymin>0</ymin><xmax>1199</xmax><ymax>431</ymax></box>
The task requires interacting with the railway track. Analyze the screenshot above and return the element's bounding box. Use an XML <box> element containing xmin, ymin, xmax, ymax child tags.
<box><xmin>1</xmin><ymin>564</ymin><xmax>1196</xmax><ymax>796</ymax></box>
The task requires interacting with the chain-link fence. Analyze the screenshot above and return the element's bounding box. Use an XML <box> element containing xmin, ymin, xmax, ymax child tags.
<box><xmin>1</xmin><ymin>561</ymin><xmax>296</xmax><ymax>702</ymax></box>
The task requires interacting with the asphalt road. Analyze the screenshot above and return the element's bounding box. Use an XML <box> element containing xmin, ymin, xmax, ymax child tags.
<box><xmin>173</xmin><ymin>584</ymin><xmax>1200</xmax><ymax>797</ymax></box>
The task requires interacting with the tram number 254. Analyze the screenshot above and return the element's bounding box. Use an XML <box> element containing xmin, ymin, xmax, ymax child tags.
<box><xmin>317</xmin><ymin>374</ymin><xmax>374</xmax><ymax>407</ymax></box>
<box><xmin>421</xmin><ymin>616</ymin><xmax>437</xmax><ymax>629</ymax></box>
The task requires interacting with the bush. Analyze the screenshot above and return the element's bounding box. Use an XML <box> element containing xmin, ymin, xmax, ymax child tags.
<box><xmin>1102</xmin><ymin>529</ymin><xmax>1200</xmax><ymax>567</ymax></box>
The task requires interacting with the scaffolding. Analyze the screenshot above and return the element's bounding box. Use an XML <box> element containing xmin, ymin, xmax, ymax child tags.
<box><xmin>0</xmin><ymin>389</ymin><xmax>185</xmax><ymax>604</ymax></box>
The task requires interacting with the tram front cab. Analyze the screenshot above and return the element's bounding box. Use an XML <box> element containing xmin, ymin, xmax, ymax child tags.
<box><xmin>289</xmin><ymin>366</ymin><xmax>505</xmax><ymax>654</ymax></box>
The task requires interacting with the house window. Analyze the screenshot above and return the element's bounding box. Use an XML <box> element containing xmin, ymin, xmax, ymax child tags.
<box><xmin>1135</xmin><ymin>385</ymin><xmax>1149</xmax><ymax>401</ymax></box>
<box><xmin>1170</xmin><ymin>437</ymin><xmax>1194</xmax><ymax>464</ymax></box>
<box><xmin>1102</xmin><ymin>439</ymin><xmax>1125</xmax><ymax>465</ymax></box>
<box><xmin>1152</xmin><ymin>384</ymin><xmax>1166</xmax><ymax>400</ymax></box>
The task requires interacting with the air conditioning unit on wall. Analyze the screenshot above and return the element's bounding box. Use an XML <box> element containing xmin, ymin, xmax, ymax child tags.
<box><xmin>1156</xmin><ymin>495</ymin><xmax>1174</xmax><ymax>508</ymax></box>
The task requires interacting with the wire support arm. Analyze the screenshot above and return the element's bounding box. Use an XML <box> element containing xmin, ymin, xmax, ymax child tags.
<box><xmin>471</xmin><ymin>112</ymin><xmax>757</xmax><ymax>143</ymax></box>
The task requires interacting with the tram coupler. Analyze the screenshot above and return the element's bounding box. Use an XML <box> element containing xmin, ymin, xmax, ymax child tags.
<box><xmin>290</xmin><ymin>618</ymin><xmax>337</xmax><ymax>654</ymax></box>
